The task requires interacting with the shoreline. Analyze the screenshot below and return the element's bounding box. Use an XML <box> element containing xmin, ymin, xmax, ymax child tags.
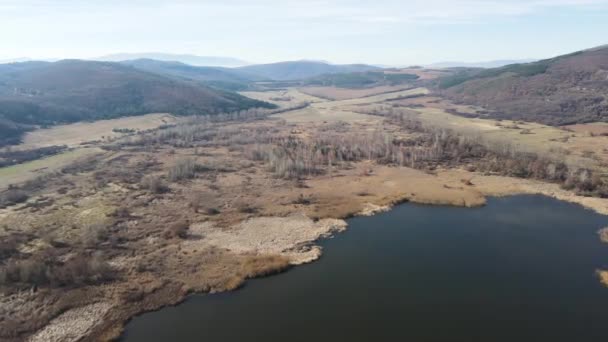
<box><xmin>21</xmin><ymin>168</ymin><xmax>608</xmax><ymax>341</ymax></box>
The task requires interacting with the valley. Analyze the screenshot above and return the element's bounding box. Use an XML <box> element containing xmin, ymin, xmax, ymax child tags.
<box><xmin>1</xmin><ymin>46</ymin><xmax>608</xmax><ymax>342</ymax></box>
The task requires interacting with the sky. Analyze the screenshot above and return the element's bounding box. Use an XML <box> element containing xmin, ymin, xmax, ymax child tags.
<box><xmin>1</xmin><ymin>0</ymin><xmax>607</xmax><ymax>65</ymax></box>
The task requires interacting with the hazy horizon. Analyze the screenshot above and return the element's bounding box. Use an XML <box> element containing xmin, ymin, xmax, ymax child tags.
<box><xmin>1</xmin><ymin>0</ymin><xmax>607</xmax><ymax>65</ymax></box>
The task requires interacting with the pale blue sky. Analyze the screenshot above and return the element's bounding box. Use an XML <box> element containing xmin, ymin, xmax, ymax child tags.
<box><xmin>1</xmin><ymin>0</ymin><xmax>607</xmax><ymax>65</ymax></box>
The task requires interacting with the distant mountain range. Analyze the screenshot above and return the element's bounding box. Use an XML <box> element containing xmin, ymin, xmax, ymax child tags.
<box><xmin>119</xmin><ymin>59</ymin><xmax>265</xmax><ymax>91</ymax></box>
<box><xmin>427</xmin><ymin>59</ymin><xmax>537</xmax><ymax>69</ymax></box>
<box><xmin>438</xmin><ymin>45</ymin><xmax>608</xmax><ymax>125</ymax></box>
<box><xmin>0</xmin><ymin>57</ymin><xmax>34</xmax><ymax>64</ymax></box>
<box><xmin>6</xmin><ymin>46</ymin><xmax>605</xmax><ymax>142</ymax></box>
<box><xmin>235</xmin><ymin>61</ymin><xmax>382</xmax><ymax>81</ymax></box>
<box><xmin>1</xmin><ymin>56</ymin><xmax>383</xmax><ymax>82</ymax></box>
<box><xmin>0</xmin><ymin>60</ymin><xmax>272</xmax><ymax>146</ymax></box>
<box><xmin>95</xmin><ymin>53</ymin><xmax>249</xmax><ymax>67</ymax></box>
<box><xmin>117</xmin><ymin>59</ymin><xmax>384</xmax><ymax>87</ymax></box>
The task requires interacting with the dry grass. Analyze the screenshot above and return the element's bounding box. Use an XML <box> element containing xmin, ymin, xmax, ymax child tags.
<box><xmin>299</xmin><ymin>85</ymin><xmax>412</xmax><ymax>100</ymax></box>
<box><xmin>164</xmin><ymin>220</ymin><xmax>189</xmax><ymax>239</ymax></box>
<box><xmin>140</xmin><ymin>175</ymin><xmax>169</xmax><ymax>194</ymax></box>
<box><xmin>2</xmin><ymin>84</ymin><xmax>608</xmax><ymax>341</ymax></box>
<box><xmin>271</xmin><ymin>104</ymin><xmax>378</xmax><ymax>123</ymax></box>
<box><xmin>0</xmin><ymin>148</ymin><xmax>102</xmax><ymax>190</ymax></box>
<box><xmin>167</xmin><ymin>158</ymin><xmax>201</xmax><ymax>182</ymax></box>
<box><xmin>240</xmin><ymin>89</ymin><xmax>325</xmax><ymax>107</ymax></box>
<box><xmin>322</xmin><ymin>87</ymin><xmax>429</xmax><ymax>107</ymax></box>
<box><xmin>384</xmin><ymin>68</ymin><xmax>450</xmax><ymax>80</ymax></box>
<box><xmin>255</xmin><ymin>87</ymin><xmax>429</xmax><ymax>123</ymax></box>
<box><xmin>239</xmin><ymin>255</ymin><xmax>291</xmax><ymax>279</ymax></box>
<box><xmin>388</xmin><ymin>94</ymin><xmax>608</xmax><ymax>169</ymax></box>
<box><xmin>565</xmin><ymin>123</ymin><xmax>608</xmax><ymax>136</ymax></box>
<box><xmin>20</xmin><ymin>113</ymin><xmax>176</xmax><ymax>149</ymax></box>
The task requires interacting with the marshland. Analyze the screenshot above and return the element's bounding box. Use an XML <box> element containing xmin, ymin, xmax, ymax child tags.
<box><xmin>2</xmin><ymin>4</ymin><xmax>608</xmax><ymax>339</ymax></box>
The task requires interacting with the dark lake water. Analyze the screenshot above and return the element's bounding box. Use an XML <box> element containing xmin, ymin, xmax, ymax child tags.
<box><xmin>122</xmin><ymin>195</ymin><xmax>608</xmax><ymax>342</ymax></box>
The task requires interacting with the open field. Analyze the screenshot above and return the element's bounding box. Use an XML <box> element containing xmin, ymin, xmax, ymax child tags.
<box><xmin>270</xmin><ymin>87</ymin><xmax>430</xmax><ymax>123</ymax></box>
<box><xmin>321</xmin><ymin>87</ymin><xmax>429</xmax><ymax>107</ymax></box>
<box><xmin>271</xmin><ymin>105</ymin><xmax>380</xmax><ymax>123</ymax></box>
<box><xmin>384</xmin><ymin>67</ymin><xmax>450</xmax><ymax>80</ymax></box>
<box><xmin>341</xmin><ymin>93</ymin><xmax>608</xmax><ymax>170</ymax></box>
<box><xmin>407</xmin><ymin>100</ymin><xmax>608</xmax><ymax>169</ymax></box>
<box><xmin>565</xmin><ymin>123</ymin><xmax>608</xmax><ymax>136</ymax></box>
<box><xmin>239</xmin><ymin>89</ymin><xmax>325</xmax><ymax>107</ymax></box>
<box><xmin>298</xmin><ymin>85</ymin><xmax>413</xmax><ymax>100</ymax></box>
<box><xmin>2</xmin><ymin>85</ymin><xmax>608</xmax><ymax>341</ymax></box>
<box><xmin>0</xmin><ymin>148</ymin><xmax>102</xmax><ymax>190</ymax></box>
<box><xmin>20</xmin><ymin>113</ymin><xmax>176</xmax><ymax>150</ymax></box>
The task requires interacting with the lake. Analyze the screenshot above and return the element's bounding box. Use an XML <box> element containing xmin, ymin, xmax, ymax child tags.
<box><xmin>122</xmin><ymin>195</ymin><xmax>608</xmax><ymax>342</ymax></box>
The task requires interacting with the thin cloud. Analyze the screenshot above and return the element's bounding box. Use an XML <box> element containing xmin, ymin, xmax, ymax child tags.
<box><xmin>0</xmin><ymin>0</ymin><xmax>606</xmax><ymax>64</ymax></box>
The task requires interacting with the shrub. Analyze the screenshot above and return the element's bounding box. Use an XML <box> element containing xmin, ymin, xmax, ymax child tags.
<box><xmin>164</xmin><ymin>220</ymin><xmax>189</xmax><ymax>239</ymax></box>
<box><xmin>240</xmin><ymin>255</ymin><xmax>290</xmax><ymax>278</ymax></box>
<box><xmin>188</xmin><ymin>192</ymin><xmax>219</xmax><ymax>214</ymax></box>
<box><xmin>0</xmin><ymin>253</ymin><xmax>115</xmax><ymax>287</ymax></box>
<box><xmin>0</xmin><ymin>189</ymin><xmax>29</xmax><ymax>206</ymax></box>
<box><xmin>0</xmin><ymin>237</ymin><xmax>20</xmax><ymax>262</ymax></box>
<box><xmin>0</xmin><ymin>145</ymin><xmax>67</xmax><ymax>168</ymax></box>
<box><xmin>112</xmin><ymin>128</ymin><xmax>136</xmax><ymax>134</ymax></box>
<box><xmin>121</xmin><ymin>286</ymin><xmax>145</xmax><ymax>302</ymax></box>
<box><xmin>235</xmin><ymin>201</ymin><xmax>258</xmax><ymax>214</ymax></box>
<box><xmin>203</xmin><ymin>207</ymin><xmax>221</xmax><ymax>215</ymax></box>
<box><xmin>111</xmin><ymin>207</ymin><xmax>130</xmax><ymax>219</ymax></box>
<box><xmin>168</xmin><ymin>158</ymin><xmax>201</xmax><ymax>182</ymax></box>
<box><xmin>52</xmin><ymin>254</ymin><xmax>115</xmax><ymax>286</ymax></box>
<box><xmin>141</xmin><ymin>175</ymin><xmax>169</xmax><ymax>194</ymax></box>
<box><xmin>82</xmin><ymin>223</ymin><xmax>109</xmax><ymax>248</ymax></box>
<box><xmin>292</xmin><ymin>194</ymin><xmax>313</xmax><ymax>205</ymax></box>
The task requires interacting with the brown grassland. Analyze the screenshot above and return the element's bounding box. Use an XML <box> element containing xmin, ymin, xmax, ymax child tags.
<box><xmin>2</xmin><ymin>85</ymin><xmax>608</xmax><ymax>341</ymax></box>
<box><xmin>19</xmin><ymin>113</ymin><xmax>177</xmax><ymax>150</ymax></box>
<box><xmin>298</xmin><ymin>85</ymin><xmax>414</xmax><ymax>100</ymax></box>
<box><xmin>383</xmin><ymin>67</ymin><xmax>450</xmax><ymax>80</ymax></box>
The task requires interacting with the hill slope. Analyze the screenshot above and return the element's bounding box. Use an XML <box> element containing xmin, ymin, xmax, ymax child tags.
<box><xmin>439</xmin><ymin>46</ymin><xmax>608</xmax><ymax>125</ymax></box>
<box><xmin>427</xmin><ymin>59</ymin><xmax>536</xmax><ymax>69</ymax></box>
<box><xmin>236</xmin><ymin>61</ymin><xmax>381</xmax><ymax>81</ymax></box>
<box><xmin>303</xmin><ymin>71</ymin><xmax>419</xmax><ymax>88</ymax></box>
<box><xmin>120</xmin><ymin>59</ymin><xmax>261</xmax><ymax>91</ymax></box>
<box><xmin>0</xmin><ymin>60</ymin><xmax>272</xmax><ymax>145</ymax></box>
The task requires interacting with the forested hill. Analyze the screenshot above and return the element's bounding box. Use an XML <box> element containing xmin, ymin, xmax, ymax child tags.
<box><xmin>235</xmin><ymin>61</ymin><xmax>381</xmax><ymax>81</ymax></box>
<box><xmin>438</xmin><ymin>45</ymin><xmax>608</xmax><ymax>125</ymax></box>
<box><xmin>120</xmin><ymin>59</ymin><xmax>264</xmax><ymax>91</ymax></box>
<box><xmin>0</xmin><ymin>60</ymin><xmax>273</xmax><ymax>145</ymax></box>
